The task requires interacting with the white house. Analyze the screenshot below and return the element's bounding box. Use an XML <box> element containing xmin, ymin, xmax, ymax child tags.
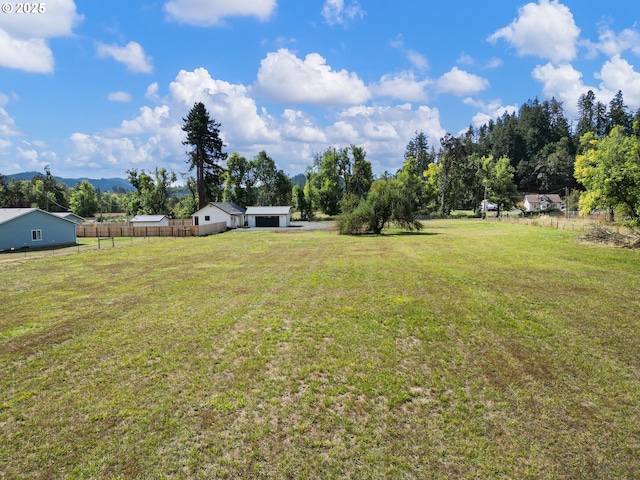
<box><xmin>130</xmin><ymin>215</ymin><xmax>170</xmax><ymax>227</ymax></box>
<box><xmin>192</xmin><ymin>202</ymin><xmax>246</xmax><ymax>228</ymax></box>
<box><xmin>245</xmin><ymin>206</ymin><xmax>292</xmax><ymax>228</ymax></box>
<box><xmin>0</xmin><ymin>208</ymin><xmax>77</xmax><ymax>251</ymax></box>
<box><xmin>523</xmin><ymin>194</ymin><xmax>565</xmax><ymax>212</ymax></box>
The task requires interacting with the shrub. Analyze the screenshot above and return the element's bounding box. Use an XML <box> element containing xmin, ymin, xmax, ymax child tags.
<box><xmin>338</xmin><ymin>179</ymin><xmax>422</xmax><ymax>235</ymax></box>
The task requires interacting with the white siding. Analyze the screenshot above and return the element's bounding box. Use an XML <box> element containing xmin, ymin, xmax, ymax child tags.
<box><xmin>130</xmin><ymin>215</ymin><xmax>170</xmax><ymax>227</ymax></box>
<box><xmin>131</xmin><ymin>220</ymin><xmax>170</xmax><ymax>227</ymax></box>
<box><xmin>193</xmin><ymin>204</ymin><xmax>232</xmax><ymax>227</ymax></box>
<box><xmin>247</xmin><ymin>214</ymin><xmax>290</xmax><ymax>228</ymax></box>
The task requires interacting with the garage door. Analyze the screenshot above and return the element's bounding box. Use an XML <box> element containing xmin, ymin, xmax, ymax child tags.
<box><xmin>255</xmin><ymin>215</ymin><xmax>280</xmax><ymax>227</ymax></box>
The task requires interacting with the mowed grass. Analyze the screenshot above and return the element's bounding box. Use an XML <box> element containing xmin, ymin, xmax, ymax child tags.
<box><xmin>1</xmin><ymin>220</ymin><xmax>639</xmax><ymax>479</ymax></box>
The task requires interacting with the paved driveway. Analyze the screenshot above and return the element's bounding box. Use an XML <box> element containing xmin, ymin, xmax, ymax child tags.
<box><xmin>230</xmin><ymin>221</ymin><xmax>335</xmax><ymax>232</ymax></box>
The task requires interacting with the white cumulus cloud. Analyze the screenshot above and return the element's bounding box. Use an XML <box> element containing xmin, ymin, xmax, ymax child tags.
<box><xmin>464</xmin><ymin>98</ymin><xmax>518</xmax><ymax>128</ymax></box>
<box><xmin>436</xmin><ymin>67</ymin><xmax>489</xmax><ymax>96</ymax></box>
<box><xmin>333</xmin><ymin>104</ymin><xmax>445</xmax><ymax>172</ymax></box>
<box><xmin>96</xmin><ymin>41</ymin><xmax>153</xmax><ymax>73</ymax></box>
<box><xmin>256</xmin><ymin>49</ymin><xmax>370</xmax><ymax>105</ymax></box>
<box><xmin>164</xmin><ymin>0</ymin><xmax>276</xmax><ymax>26</ymax></box>
<box><xmin>371</xmin><ymin>72</ymin><xmax>431</xmax><ymax>102</ymax></box>
<box><xmin>0</xmin><ymin>0</ymin><xmax>81</xmax><ymax>73</ymax></box>
<box><xmin>60</xmin><ymin>63</ymin><xmax>448</xmax><ymax>178</ymax></box>
<box><xmin>594</xmin><ymin>26</ymin><xmax>640</xmax><ymax>58</ymax></box>
<box><xmin>281</xmin><ymin>110</ymin><xmax>327</xmax><ymax>143</ymax></box>
<box><xmin>170</xmin><ymin>67</ymin><xmax>278</xmax><ymax>145</ymax></box>
<box><xmin>595</xmin><ymin>55</ymin><xmax>640</xmax><ymax>107</ymax></box>
<box><xmin>488</xmin><ymin>0</ymin><xmax>580</xmax><ymax>64</ymax></box>
<box><xmin>532</xmin><ymin>62</ymin><xmax>593</xmax><ymax>117</ymax></box>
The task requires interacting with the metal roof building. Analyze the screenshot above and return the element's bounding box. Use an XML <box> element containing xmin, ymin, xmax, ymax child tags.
<box><xmin>130</xmin><ymin>215</ymin><xmax>170</xmax><ymax>227</ymax></box>
<box><xmin>0</xmin><ymin>208</ymin><xmax>77</xmax><ymax>251</ymax></box>
<box><xmin>245</xmin><ymin>206</ymin><xmax>292</xmax><ymax>228</ymax></box>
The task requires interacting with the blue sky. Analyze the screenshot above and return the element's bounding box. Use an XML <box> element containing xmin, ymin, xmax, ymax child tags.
<box><xmin>1</xmin><ymin>0</ymin><xmax>639</xmax><ymax>180</ymax></box>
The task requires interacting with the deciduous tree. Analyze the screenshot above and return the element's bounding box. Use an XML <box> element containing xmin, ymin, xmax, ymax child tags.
<box><xmin>126</xmin><ymin>167</ymin><xmax>177</xmax><ymax>216</ymax></box>
<box><xmin>223</xmin><ymin>152</ymin><xmax>256</xmax><ymax>207</ymax></box>
<box><xmin>70</xmin><ymin>180</ymin><xmax>99</xmax><ymax>217</ymax></box>
<box><xmin>575</xmin><ymin>126</ymin><xmax>640</xmax><ymax>221</ymax></box>
<box><xmin>251</xmin><ymin>150</ymin><xmax>292</xmax><ymax>206</ymax></box>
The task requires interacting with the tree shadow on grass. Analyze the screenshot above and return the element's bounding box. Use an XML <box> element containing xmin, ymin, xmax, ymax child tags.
<box><xmin>354</xmin><ymin>231</ymin><xmax>440</xmax><ymax>238</ymax></box>
<box><xmin>384</xmin><ymin>231</ymin><xmax>440</xmax><ymax>237</ymax></box>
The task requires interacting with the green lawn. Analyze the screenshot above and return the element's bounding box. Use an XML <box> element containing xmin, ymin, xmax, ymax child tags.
<box><xmin>1</xmin><ymin>220</ymin><xmax>639</xmax><ymax>479</ymax></box>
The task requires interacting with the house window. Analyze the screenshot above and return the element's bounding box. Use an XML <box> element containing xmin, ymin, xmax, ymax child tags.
<box><xmin>32</xmin><ymin>229</ymin><xmax>42</xmax><ymax>241</ymax></box>
<box><xmin>204</xmin><ymin>215</ymin><xmax>210</xmax><ymax>221</ymax></box>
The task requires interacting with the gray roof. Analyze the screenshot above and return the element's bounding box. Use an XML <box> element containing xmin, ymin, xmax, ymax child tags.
<box><xmin>209</xmin><ymin>202</ymin><xmax>246</xmax><ymax>215</ymax></box>
<box><xmin>0</xmin><ymin>208</ymin><xmax>35</xmax><ymax>225</ymax></box>
<box><xmin>524</xmin><ymin>194</ymin><xmax>563</xmax><ymax>203</ymax></box>
<box><xmin>130</xmin><ymin>215</ymin><xmax>168</xmax><ymax>222</ymax></box>
<box><xmin>51</xmin><ymin>212</ymin><xmax>84</xmax><ymax>223</ymax></box>
<box><xmin>245</xmin><ymin>206</ymin><xmax>292</xmax><ymax>216</ymax></box>
<box><xmin>0</xmin><ymin>208</ymin><xmax>77</xmax><ymax>225</ymax></box>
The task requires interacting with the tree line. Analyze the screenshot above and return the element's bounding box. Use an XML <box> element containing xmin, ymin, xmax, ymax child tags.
<box><xmin>2</xmin><ymin>91</ymin><xmax>639</xmax><ymax>230</ymax></box>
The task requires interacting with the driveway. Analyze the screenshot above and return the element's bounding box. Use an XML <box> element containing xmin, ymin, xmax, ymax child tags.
<box><xmin>230</xmin><ymin>221</ymin><xmax>336</xmax><ymax>232</ymax></box>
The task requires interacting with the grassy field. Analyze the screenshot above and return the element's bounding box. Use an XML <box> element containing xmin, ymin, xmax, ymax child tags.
<box><xmin>1</xmin><ymin>220</ymin><xmax>639</xmax><ymax>479</ymax></box>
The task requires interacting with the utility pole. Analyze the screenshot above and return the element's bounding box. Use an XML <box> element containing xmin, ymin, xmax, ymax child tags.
<box><xmin>44</xmin><ymin>165</ymin><xmax>51</xmax><ymax>212</ymax></box>
<box><xmin>483</xmin><ymin>179</ymin><xmax>488</xmax><ymax>219</ymax></box>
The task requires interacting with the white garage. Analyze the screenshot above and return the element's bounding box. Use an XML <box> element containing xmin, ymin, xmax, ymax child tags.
<box><xmin>245</xmin><ymin>206</ymin><xmax>292</xmax><ymax>228</ymax></box>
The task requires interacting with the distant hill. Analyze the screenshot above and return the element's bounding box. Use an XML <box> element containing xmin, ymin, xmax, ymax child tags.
<box><xmin>5</xmin><ymin>171</ymin><xmax>134</xmax><ymax>193</ymax></box>
<box><xmin>291</xmin><ymin>173</ymin><xmax>306</xmax><ymax>187</ymax></box>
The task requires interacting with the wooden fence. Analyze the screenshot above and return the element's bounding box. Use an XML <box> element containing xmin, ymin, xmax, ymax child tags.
<box><xmin>76</xmin><ymin>221</ymin><xmax>226</xmax><ymax>238</ymax></box>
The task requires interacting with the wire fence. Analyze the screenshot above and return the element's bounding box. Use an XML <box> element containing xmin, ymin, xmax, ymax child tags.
<box><xmin>0</xmin><ymin>235</ymin><xmax>187</xmax><ymax>264</ymax></box>
<box><xmin>492</xmin><ymin>214</ymin><xmax>634</xmax><ymax>235</ymax></box>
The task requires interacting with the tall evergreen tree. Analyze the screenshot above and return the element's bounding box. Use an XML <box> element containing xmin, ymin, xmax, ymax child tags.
<box><xmin>404</xmin><ymin>130</ymin><xmax>435</xmax><ymax>176</ymax></box>
<box><xmin>576</xmin><ymin>90</ymin><xmax>598</xmax><ymax>140</ymax></box>
<box><xmin>182</xmin><ymin>102</ymin><xmax>227</xmax><ymax>209</ymax></box>
<box><xmin>438</xmin><ymin>134</ymin><xmax>468</xmax><ymax>215</ymax></box>
<box><xmin>607</xmin><ymin>90</ymin><xmax>632</xmax><ymax>135</ymax></box>
<box><xmin>349</xmin><ymin>145</ymin><xmax>373</xmax><ymax>199</ymax></box>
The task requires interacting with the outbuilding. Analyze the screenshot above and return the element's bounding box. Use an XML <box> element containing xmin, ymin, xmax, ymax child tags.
<box><xmin>192</xmin><ymin>202</ymin><xmax>246</xmax><ymax>228</ymax></box>
<box><xmin>245</xmin><ymin>206</ymin><xmax>292</xmax><ymax>228</ymax></box>
<box><xmin>51</xmin><ymin>212</ymin><xmax>84</xmax><ymax>225</ymax></box>
<box><xmin>0</xmin><ymin>208</ymin><xmax>77</xmax><ymax>251</ymax></box>
<box><xmin>130</xmin><ymin>214</ymin><xmax>170</xmax><ymax>227</ymax></box>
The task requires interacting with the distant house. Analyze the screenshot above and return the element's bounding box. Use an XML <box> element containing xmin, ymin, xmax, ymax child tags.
<box><xmin>130</xmin><ymin>215</ymin><xmax>170</xmax><ymax>227</ymax></box>
<box><xmin>246</xmin><ymin>206</ymin><xmax>292</xmax><ymax>228</ymax></box>
<box><xmin>192</xmin><ymin>202</ymin><xmax>246</xmax><ymax>228</ymax></box>
<box><xmin>524</xmin><ymin>194</ymin><xmax>565</xmax><ymax>212</ymax></box>
<box><xmin>0</xmin><ymin>208</ymin><xmax>77</xmax><ymax>251</ymax></box>
<box><xmin>51</xmin><ymin>212</ymin><xmax>84</xmax><ymax>225</ymax></box>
